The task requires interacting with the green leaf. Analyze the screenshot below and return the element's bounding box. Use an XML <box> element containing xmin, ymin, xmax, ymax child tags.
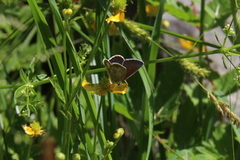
<box><xmin>114</xmin><ymin>102</ymin><xmax>136</xmax><ymax>121</ymax></box>
<box><xmin>153</xmin><ymin>61</ymin><xmax>184</xmax><ymax>121</ymax></box>
<box><xmin>195</xmin><ymin>146</ymin><xmax>221</xmax><ymax>160</ymax></box>
<box><xmin>173</xmin><ymin>96</ymin><xmax>198</xmax><ymax>148</ymax></box>
<box><xmin>165</xmin><ymin>0</ymin><xmax>199</xmax><ymax>25</ymax></box>
<box><xmin>183</xmin><ymin>83</ymin><xmax>208</xmax><ymax>106</ymax></box>
<box><xmin>27</xmin><ymin>0</ymin><xmax>66</xmax><ymax>88</ymax></box>
<box><xmin>147</xmin><ymin>0</ymin><xmax>200</xmax><ymax>26</ymax></box>
<box><xmin>214</xmin><ymin>69</ymin><xmax>238</xmax><ymax>95</ymax></box>
<box><xmin>19</xmin><ymin>69</ymin><xmax>28</xmax><ymax>83</ymax></box>
<box><xmin>196</xmin><ymin>125</ymin><xmax>233</xmax><ymax>160</ymax></box>
<box><xmin>204</xmin><ymin>0</ymin><xmax>231</xmax><ymax>30</ymax></box>
<box><xmin>120</xmin><ymin>29</ymin><xmax>154</xmax><ymax>99</ymax></box>
<box><xmin>196</xmin><ymin>141</ymin><xmax>226</xmax><ymax>160</ymax></box>
<box><xmin>233</xmin><ymin>125</ymin><xmax>240</xmax><ymax>143</ymax></box>
<box><xmin>168</xmin><ymin>149</ymin><xmax>195</xmax><ymax>160</ymax></box>
<box><xmin>29</xmin><ymin>56</ymin><xmax>36</xmax><ymax>73</ymax></box>
<box><xmin>34</xmin><ymin>74</ymin><xmax>48</xmax><ymax>81</ymax></box>
<box><xmin>14</xmin><ymin>85</ymin><xmax>27</xmax><ymax>99</ymax></box>
<box><xmin>146</xmin><ymin>0</ymin><xmax>161</xmax><ymax>5</ymax></box>
<box><xmin>50</xmin><ymin>80</ymin><xmax>66</xmax><ymax>104</ymax></box>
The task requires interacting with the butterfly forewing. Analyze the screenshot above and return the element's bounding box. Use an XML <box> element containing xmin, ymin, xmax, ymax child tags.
<box><xmin>123</xmin><ymin>59</ymin><xmax>144</xmax><ymax>80</ymax></box>
<box><xmin>108</xmin><ymin>55</ymin><xmax>125</xmax><ymax>65</ymax></box>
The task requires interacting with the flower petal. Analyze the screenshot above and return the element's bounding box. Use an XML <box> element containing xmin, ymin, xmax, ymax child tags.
<box><xmin>82</xmin><ymin>80</ymin><xmax>101</xmax><ymax>91</ymax></box>
<box><xmin>145</xmin><ymin>4</ymin><xmax>159</xmax><ymax>17</ymax></box>
<box><xmin>109</xmin><ymin>23</ymin><xmax>120</xmax><ymax>34</ymax></box>
<box><xmin>22</xmin><ymin>125</ymin><xmax>35</xmax><ymax>137</ymax></box>
<box><xmin>92</xmin><ymin>89</ymin><xmax>108</xmax><ymax>95</ymax></box>
<box><xmin>108</xmin><ymin>83</ymin><xmax>128</xmax><ymax>94</ymax></box>
<box><xmin>22</xmin><ymin>121</ymin><xmax>45</xmax><ymax>137</ymax></box>
<box><xmin>106</xmin><ymin>10</ymin><xmax>125</xmax><ymax>23</ymax></box>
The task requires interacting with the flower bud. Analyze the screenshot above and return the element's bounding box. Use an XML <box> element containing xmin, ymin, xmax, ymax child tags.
<box><xmin>55</xmin><ymin>152</ymin><xmax>66</xmax><ymax>160</ymax></box>
<box><xmin>113</xmin><ymin>128</ymin><xmax>124</xmax><ymax>139</ymax></box>
<box><xmin>62</xmin><ymin>8</ymin><xmax>73</xmax><ymax>19</ymax></box>
<box><xmin>72</xmin><ymin>153</ymin><xmax>81</xmax><ymax>160</ymax></box>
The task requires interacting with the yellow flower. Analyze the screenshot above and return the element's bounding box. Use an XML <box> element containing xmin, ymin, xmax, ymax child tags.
<box><xmin>178</xmin><ymin>34</ymin><xmax>206</xmax><ymax>52</ymax></box>
<box><xmin>22</xmin><ymin>121</ymin><xmax>45</xmax><ymax>137</ymax></box>
<box><xmin>90</xmin><ymin>20</ymin><xmax>120</xmax><ymax>34</ymax></box>
<box><xmin>82</xmin><ymin>77</ymin><xmax>128</xmax><ymax>95</ymax></box>
<box><xmin>62</xmin><ymin>8</ymin><xmax>73</xmax><ymax>16</ymax></box>
<box><xmin>108</xmin><ymin>23</ymin><xmax>120</xmax><ymax>34</ymax></box>
<box><xmin>106</xmin><ymin>9</ymin><xmax>125</xmax><ymax>23</ymax></box>
<box><xmin>113</xmin><ymin>128</ymin><xmax>124</xmax><ymax>139</ymax></box>
<box><xmin>62</xmin><ymin>8</ymin><xmax>73</xmax><ymax>19</ymax></box>
<box><xmin>178</xmin><ymin>35</ymin><xmax>194</xmax><ymax>50</ymax></box>
<box><xmin>145</xmin><ymin>4</ymin><xmax>159</xmax><ymax>17</ymax></box>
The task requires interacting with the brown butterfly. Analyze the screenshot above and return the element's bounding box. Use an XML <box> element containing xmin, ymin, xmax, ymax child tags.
<box><xmin>103</xmin><ymin>55</ymin><xmax>144</xmax><ymax>84</ymax></box>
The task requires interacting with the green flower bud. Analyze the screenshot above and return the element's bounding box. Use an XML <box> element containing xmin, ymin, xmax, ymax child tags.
<box><xmin>55</xmin><ymin>152</ymin><xmax>66</xmax><ymax>160</ymax></box>
<box><xmin>72</xmin><ymin>153</ymin><xmax>81</xmax><ymax>160</ymax></box>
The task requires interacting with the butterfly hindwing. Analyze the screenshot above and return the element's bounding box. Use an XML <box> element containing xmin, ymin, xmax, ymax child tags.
<box><xmin>103</xmin><ymin>59</ymin><xmax>126</xmax><ymax>84</ymax></box>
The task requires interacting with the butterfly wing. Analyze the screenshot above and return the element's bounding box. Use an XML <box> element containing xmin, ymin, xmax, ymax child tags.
<box><xmin>103</xmin><ymin>59</ymin><xmax>126</xmax><ymax>84</ymax></box>
<box><xmin>123</xmin><ymin>59</ymin><xmax>144</xmax><ymax>80</ymax></box>
<box><xmin>108</xmin><ymin>55</ymin><xmax>125</xmax><ymax>65</ymax></box>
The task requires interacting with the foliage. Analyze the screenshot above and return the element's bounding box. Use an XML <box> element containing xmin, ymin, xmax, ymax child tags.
<box><xmin>0</xmin><ymin>0</ymin><xmax>240</xmax><ymax>160</ymax></box>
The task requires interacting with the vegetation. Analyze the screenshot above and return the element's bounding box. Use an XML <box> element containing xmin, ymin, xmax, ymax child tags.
<box><xmin>0</xmin><ymin>0</ymin><xmax>240</xmax><ymax>159</ymax></box>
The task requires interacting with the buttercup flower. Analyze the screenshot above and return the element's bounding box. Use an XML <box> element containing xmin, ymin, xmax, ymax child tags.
<box><xmin>108</xmin><ymin>23</ymin><xmax>120</xmax><ymax>34</ymax></box>
<box><xmin>82</xmin><ymin>77</ymin><xmax>128</xmax><ymax>95</ymax></box>
<box><xmin>178</xmin><ymin>35</ymin><xmax>194</xmax><ymax>50</ymax></box>
<box><xmin>178</xmin><ymin>34</ymin><xmax>206</xmax><ymax>52</ymax></box>
<box><xmin>85</xmin><ymin>10</ymin><xmax>120</xmax><ymax>34</ymax></box>
<box><xmin>145</xmin><ymin>4</ymin><xmax>159</xmax><ymax>17</ymax></box>
<box><xmin>62</xmin><ymin>8</ymin><xmax>73</xmax><ymax>19</ymax></box>
<box><xmin>22</xmin><ymin>121</ymin><xmax>45</xmax><ymax>137</ymax></box>
<box><xmin>106</xmin><ymin>9</ymin><xmax>125</xmax><ymax>23</ymax></box>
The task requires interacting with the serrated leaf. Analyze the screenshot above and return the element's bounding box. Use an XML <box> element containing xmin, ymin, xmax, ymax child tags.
<box><xmin>168</xmin><ymin>149</ymin><xmax>195</xmax><ymax>160</ymax></box>
<box><xmin>196</xmin><ymin>125</ymin><xmax>233</xmax><ymax>160</ymax></box>
<box><xmin>195</xmin><ymin>146</ymin><xmax>219</xmax><ymax>160</ymax></box>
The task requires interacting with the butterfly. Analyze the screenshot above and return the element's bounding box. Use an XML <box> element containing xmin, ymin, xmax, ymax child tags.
<box><xmin>103</xmin><ymin>55</ymin><xmax>144</xmax><ymax>84</ymax></box>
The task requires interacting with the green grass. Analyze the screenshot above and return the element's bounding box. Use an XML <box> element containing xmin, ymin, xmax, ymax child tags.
<box><xmin>0</xmin><ymin>0</ymin><xmax>240</xmax><ymax>160</ymax></box>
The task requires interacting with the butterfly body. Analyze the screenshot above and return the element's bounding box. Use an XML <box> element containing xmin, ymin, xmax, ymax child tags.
<box><xmin>103</xmin><ymin>55</ymin><xmax>144</xmax><ymax>84</ymax></box>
